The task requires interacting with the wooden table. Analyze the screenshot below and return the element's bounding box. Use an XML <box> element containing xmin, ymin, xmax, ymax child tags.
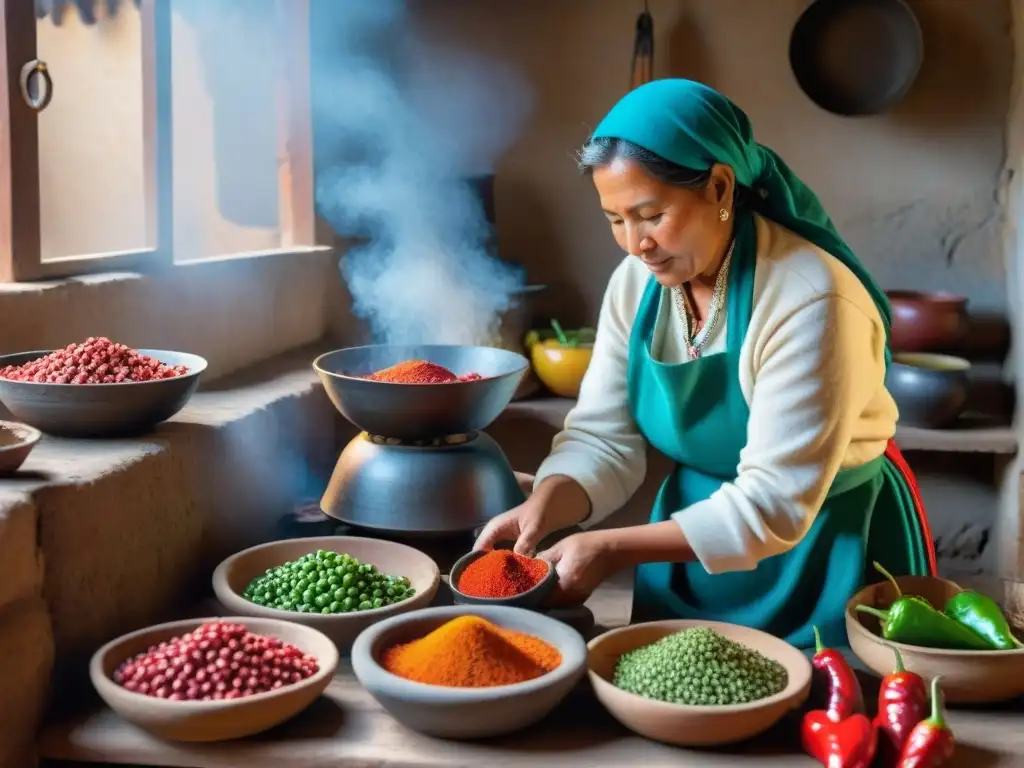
<box><xmin>37</xmin><ymin>577</ymin><xmax>1024</xmax><ymax>767</ymax></box>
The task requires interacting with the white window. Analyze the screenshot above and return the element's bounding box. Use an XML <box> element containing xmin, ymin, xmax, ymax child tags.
<box><xmin>2</xmin><ymin>0</ymin><xmax>316</xmax><ymax>282</ymax></box>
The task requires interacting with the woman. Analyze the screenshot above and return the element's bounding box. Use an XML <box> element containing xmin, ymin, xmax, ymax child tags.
<box><xmin>475</xmin><ymin>79</ymin><xmax>936</xmax><ymax>649</ymax></box>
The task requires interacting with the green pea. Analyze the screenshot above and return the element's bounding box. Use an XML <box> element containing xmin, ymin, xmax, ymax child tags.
<box><xmin>358</xmin><ymin>601</ymin><xmax>372</xmax><ymax>610</ymax></box>
<box><xmin>342</xmin><ymin>597</ymin><xmax>355</xmax><ymax>611</ymax></box>
<box><xmin>372</xmin><ymin>598</ymin><xmax>384</xmax><ymax>608</ymax></box>
<box><xmin>347</xmin><ymin>587</ymin><xmax>359</xmax><ymax>598</ymax></box>
<box><xmin>342</xmin><ymin>573</ymin><xmax>355</xmax><ymax>587</ymax></box>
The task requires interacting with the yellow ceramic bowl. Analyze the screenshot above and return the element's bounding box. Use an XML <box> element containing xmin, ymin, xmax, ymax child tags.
<box><xmin>530</xmin><ymin>341</ymin><xmax>593</xmax><ymax>398</ymax></box>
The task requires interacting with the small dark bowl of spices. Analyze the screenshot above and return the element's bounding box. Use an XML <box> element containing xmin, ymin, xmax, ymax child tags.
<box><xmin>449</xmin><ymin>548</ymin><xmax>558</xmax><ymax>609</ymax></box>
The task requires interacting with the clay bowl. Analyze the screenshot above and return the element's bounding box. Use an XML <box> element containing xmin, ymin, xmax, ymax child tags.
<box><xmin>886</xmin><ymin>353</ymin><xmax>970</xmax><ymax>429</ymax></box>
<box><xmin>90</xmin><ymin>616</ymin><xmax>339</xmax><ymax>742</ymax></box>
<box><xmin>213</xmin><ymin>536</ymin><xmax>440</xmax><ymax>653</ymax></box>
<box><xmin>0</xmin><ymin>349</ymin><xmax>207</xmax><ymax>438</ymax></box>
<box><xmin>887</xmin><ymin>291</ymin><xmax>968</xmax><ymax>352</ymax></box>
<box><xmin>587</xmin><ymin>620</ymin><xmax>812</xmax><ymax>747</ymax></box>
<box><xmin>846</xmin><ymin>575</ymin><xmax>1024</xmax><ymax>704</ymax></box>
<box><xmin>0</xmin><ymin>420</ymin><xmax>41</xmax><ymax>474</ymax></box>
<box><xmin>448</xmin><ymin>549</ymin><xmax>558</xmax><ymax>609</ymax></box>
<box><xmin>350</xmin><ymin>604</ymin><xmax>587</xmax><ymax>739</ymax></box>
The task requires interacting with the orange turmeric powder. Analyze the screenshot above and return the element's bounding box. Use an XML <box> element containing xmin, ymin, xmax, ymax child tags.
<box><xmin>379</xmin><ymin>615</ymin><xmax>562</xmax><ymax>688</ymax></box>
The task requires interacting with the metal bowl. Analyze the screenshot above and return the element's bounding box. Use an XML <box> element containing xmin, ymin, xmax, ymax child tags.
<box><xmin>313</xmin><ymin>345</ymin><xmax>528</xmax><ymax>441</ymax></box>
<box><xmin>887</xmin><ymin>352</ymin><xmax>970</xmax><ymax>429</ymax></box>
<box><xmin>0</xmin><ymin>349</ymin><xmax>207</xmax><ymax>438</ymax></box>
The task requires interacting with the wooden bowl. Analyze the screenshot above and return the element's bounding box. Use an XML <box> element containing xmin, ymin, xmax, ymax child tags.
<box><xmin>448</xmin><ymin>549</ymin><xmax>558</xmax><ymax>609</ymax></box>
<box><xmin>90</xmin><ymin>616</ymin><xmax>338</xmax><ymax>742</ymax></box>
<box><xmin>351</xmin><ymin>605</ymin><xmax>587</xmax><ymax>739</ymax></box>
<box><xmin>213</xmin><ymin>536</ymin><xmax>440</xmax><ymax>652</ymax></box>
<box><xmin>846</xmin><ymin>575</ymin><xmax>1024</xmax><ymax>703</ymax></box>
<box><xmin>0</xmin><ymin>349</ymin><xmax>206</xmax><ymax>438</ymax></box>
<box><xmin>587</xmin><ymin>620</ymin><xmax>812</xmax><ymax>747</ymax></box>
<box><xmin>0</xmin><ymin>420</ymin><xmax>41</xmax><ymax>474</ymax></box>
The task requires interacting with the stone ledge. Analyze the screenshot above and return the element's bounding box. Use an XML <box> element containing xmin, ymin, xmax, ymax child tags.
<box><xmin>0</xmin><ymin>343</ymin><xmax>340</xmax><ymax>685</ymax></box>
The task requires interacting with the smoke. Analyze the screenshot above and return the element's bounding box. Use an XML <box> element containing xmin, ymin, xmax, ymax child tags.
<box><xmin>311</xmin><ymin>0</ymin><xmax>532</xmax><ymax>347</ymax></box>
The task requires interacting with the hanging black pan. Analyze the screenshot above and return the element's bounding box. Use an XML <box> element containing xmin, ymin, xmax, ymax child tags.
<box><xmin>789</xmin><ymin>0</ymin><xmax>923</xmax><ymax>117</ymax></box>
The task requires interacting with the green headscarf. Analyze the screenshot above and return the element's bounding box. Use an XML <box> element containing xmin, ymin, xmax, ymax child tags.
<box><xmin>593</xmin><ymin>79</ymin><xmax>892</xmax><ymax>365</ymax></box>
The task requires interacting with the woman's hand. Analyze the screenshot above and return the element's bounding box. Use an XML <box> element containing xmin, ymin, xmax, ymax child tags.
<box><xmin>473</xmin><ymin>475</ymin><xmax>591</xmax><ymax>555</ymax></box>
<box><xmin>537</xmin><ymin>531</ymin><xmax>617</xmax><ymax>603</ymax></box>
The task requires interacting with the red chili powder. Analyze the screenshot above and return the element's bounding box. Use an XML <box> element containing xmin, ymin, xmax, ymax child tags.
<box><xmin>364</xmin><ymin>359</ymin><xmax>483</xmax><ymax>384</ymax></box>
<box><xmin>366</xmin><ymin>360</ymin><xmax>458</xmax><ymax>384</ymax></box>
<box><xmin>457</xmin><ymin>550</ymin><xmax>549</xmax><ymax>598</ymax></box>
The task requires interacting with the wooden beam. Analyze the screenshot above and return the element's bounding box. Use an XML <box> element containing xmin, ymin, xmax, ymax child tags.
<box><xmin>0</xmin><ymin>0</ymin><xmax>43</xmax><ymax>283</ymax></box>
<box><xmin>276</xmin><ymin>0</ymin><xmax>315</xmax><ymax>248</ymax></box>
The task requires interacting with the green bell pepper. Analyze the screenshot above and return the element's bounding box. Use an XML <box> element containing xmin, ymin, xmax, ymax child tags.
<box><xmin>945</xmin><ymin>590</ymin><xmax>1022</xmax><ymax>650</ymax></box>
<box><xmin>854</xmin><ymin>562</ymin><xmax>993</xmax><ymax>651</ymax></box>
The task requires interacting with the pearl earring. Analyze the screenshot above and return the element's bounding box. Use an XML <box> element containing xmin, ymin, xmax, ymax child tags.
<box><xmin>719</xmin><ymin>208</ymin><xmax>730</xmax><ymax>222</ymax></box>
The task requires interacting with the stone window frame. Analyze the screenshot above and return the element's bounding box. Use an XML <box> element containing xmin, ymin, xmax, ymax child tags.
<box><xmin>0</xmin><ymin>0</ymin><xmax>318</xmax><ymax>283</ymax></box>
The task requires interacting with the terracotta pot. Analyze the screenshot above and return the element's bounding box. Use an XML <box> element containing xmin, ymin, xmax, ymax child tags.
<box><xmin>887</xmin><ymin>290</ymin><xmax>968</xmax><ymax>352</ymax></box>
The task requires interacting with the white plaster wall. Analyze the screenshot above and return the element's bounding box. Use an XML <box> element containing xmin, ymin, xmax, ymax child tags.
<box><xmin>407</xmin><ymin>0</ymin><xmax>1013</xmax><ymax>321</ymax></box>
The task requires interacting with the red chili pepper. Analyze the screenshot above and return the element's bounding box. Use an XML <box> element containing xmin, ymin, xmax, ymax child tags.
<box><xmin>874</xmin><ymin>645</ymin><xmax>929</xmax><ymax>767</ymax></box>
<box><xmin>898</xmin><ymin>676</ymin><xmax>955</xmax><ymax>767</ymax></box>
<box><xmin>801</xmin><ymin>710</ymin><xmax>878</xmax><ymax>768</ymax></box>
<box><xmin>810</xmin><ymin>625</ymin><xmax>865</xmax><ymax>720</ymax></box>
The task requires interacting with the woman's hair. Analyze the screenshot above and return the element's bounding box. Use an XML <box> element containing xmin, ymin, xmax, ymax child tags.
<box><xmin>577</xmin><ymin>136</ymin><xmax>750</xmax><ymax>206</ymax></box>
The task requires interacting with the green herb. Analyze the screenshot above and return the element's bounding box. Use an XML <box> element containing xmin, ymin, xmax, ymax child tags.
<box><xmin>612</xmin><ymin>626</ymin><xmax>788</xmax><ymax>706</ymax></box>
<box><xmin>550</xmin><ymin>318</ymin><xmax>570</xmax><ymax>346</ymax></box>
<box><xmin>546</xmin><ymin>320</ymin><xmax>596</xmax><ymax>348</ymax></box>
<box><xmin>242</xmin><ymin>549</ymin><xmax>415</xmax><ymax>614</ymax></box>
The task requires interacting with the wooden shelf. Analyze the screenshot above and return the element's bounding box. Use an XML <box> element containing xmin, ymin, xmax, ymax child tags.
<box><xmin>896</xmin><ymin>424</ymin><xmax>1018</xmax><ymax>454</ymax></box>
<box><xmin>506</xmin><ymin>398</ymin><xmax>1018</xmax><ymax>455</ymax></box>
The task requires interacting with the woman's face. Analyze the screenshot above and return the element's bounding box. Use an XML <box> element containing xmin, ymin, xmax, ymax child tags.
<box><xmin>592</xmin><ymin>158</ymin><xmax>735</xmax><ymax>287</ymax></box>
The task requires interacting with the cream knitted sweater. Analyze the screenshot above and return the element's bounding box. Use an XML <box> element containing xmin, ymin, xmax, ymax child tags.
<box><xmin>533</xmin><ymin>215</ymin><xmax>897</xmax><ymax>574</ymax></box>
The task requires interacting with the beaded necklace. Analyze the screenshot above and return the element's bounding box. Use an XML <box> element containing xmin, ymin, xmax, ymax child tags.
<box><xmin>671</xmin><ymin>238</ymin><xmax>735</xmax><ymax>360</ymax></box>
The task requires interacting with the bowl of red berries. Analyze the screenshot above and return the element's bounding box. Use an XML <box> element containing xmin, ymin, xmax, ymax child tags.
<box><xmin>90</xmin><ymin>617</ymin><xmax>339</xmax><ymax>742</ymax></box>
<box><xmin>0</xmin><ymin>337</ymin><xmax>207</xmax><ymax>437</ymax></box>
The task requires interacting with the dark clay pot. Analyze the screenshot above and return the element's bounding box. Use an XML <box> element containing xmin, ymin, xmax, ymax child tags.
<box><xmin>887</xmin><ymin>291</ymin><xmax>968</xmax><ymax>352</ymax></box>
<box><xmin>886</xmin><ymin>353</ymin><xmax>970</xmax><ymax>429</ymax></box>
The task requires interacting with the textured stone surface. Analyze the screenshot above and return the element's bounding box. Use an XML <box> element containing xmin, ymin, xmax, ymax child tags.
<box><xmin>0</xmin><ymin>345</ymin><xmax>339</xmax><ymax>764</ymax></box>
<box><xmin>0</xmin><ymin>598</ymin><xmax>53</xmax><ymax>768</ymax></box>
<box><xmin>0</xmin><ymin>498</ymin><xmax>42</xmax><ymax>613</ymax></box>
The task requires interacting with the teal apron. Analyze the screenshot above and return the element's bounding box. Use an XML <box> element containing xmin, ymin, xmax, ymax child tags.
<box><xmin>628</xmin><ymin>217</ymin><xmax>931</xmax><ymax>649</ymax></box>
